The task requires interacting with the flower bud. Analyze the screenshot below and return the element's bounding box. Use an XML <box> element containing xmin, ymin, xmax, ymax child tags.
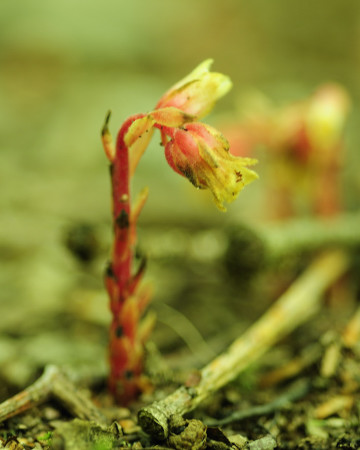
<box><xmin>156</xmin><ymin>59</ymin><xmax>232</xmax><ymax>119</ymax></box>
<box><xmin>165</xmin><ymin>122</ymin><xmax>258</xmax><ymax>211</ymax></box>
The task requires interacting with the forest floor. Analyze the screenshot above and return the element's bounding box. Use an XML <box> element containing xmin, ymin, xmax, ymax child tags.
<box><xmin>0</xmin><ymin>222</ymin><xmax>359</xmax><ymax>449</ymax></box>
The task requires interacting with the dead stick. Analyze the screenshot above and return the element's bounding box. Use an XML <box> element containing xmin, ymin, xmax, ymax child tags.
<box><xmin>138</xmin><ymin>249</ymin><xmax>349</xmax><ymax>439</ymax></box>
<box><xmin>206</xmin><ymin>378</ymin><xmax>310</xmax><ymax>427</ymax></box>
<box><xmin>0</xmin><ymin>365</ymin><xmax>107</xmax><ymax>425</ymax></box>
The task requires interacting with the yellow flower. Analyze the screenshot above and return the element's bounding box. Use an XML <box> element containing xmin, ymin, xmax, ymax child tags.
<box><xmin>156</xmin><ymin>59</ymin><xmax>232</xmax><ymax>119</ymax></box>
<box><xmin>164</xmin><ymin>122</ymin><xmax>258</xmax><ymax>211</ymax></box>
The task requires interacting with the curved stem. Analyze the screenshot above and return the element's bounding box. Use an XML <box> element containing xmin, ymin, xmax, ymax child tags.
<box><xmin>105</xmin><ymin>114</ymin><xmax>147</xmax><ymax>403</ymax></box>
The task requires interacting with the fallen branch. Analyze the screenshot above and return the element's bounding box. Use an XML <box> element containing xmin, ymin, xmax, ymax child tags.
<box><xmin>138</xmin><ymin>249</ymin><xmax>349</xmax><ymax>440</ymax></box>
<box><xmin>0</xmin><ymin>365</ymin><xmax>107</xmax><ymax>425</ymax></box>
<box><xmin>206</xmin><ymin>378</ymin><xmax>310</xmax><ymax>427</ymax></box>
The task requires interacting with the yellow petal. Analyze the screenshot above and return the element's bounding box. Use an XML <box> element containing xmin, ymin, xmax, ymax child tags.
<box><xmin>149</xmin><ymin>107</ymin><xmax>194</xmax><ymax>127</ymax></box>
<box><xmin>170</xmin><ymin>59</ymin><xmax>215</xmax><ymax>91</ymax></box>
<box><xmin>124</xmin><ymin>116</ymin><xmax>155</xmax><ymax>176</ymax></box>
<box><xmin>157</xmin><ymin>60</ymin><xmax>232</xmax><ymax>119</ymax></box>
<box><xmin>200</xmin><ymin>156</ymin><xmax>259</xmax><ymax>211</ymax></box>
<box><xmin>124</xmin><ymin>116</ymin><xmax>155</xmax><ymax>148</ymax></box>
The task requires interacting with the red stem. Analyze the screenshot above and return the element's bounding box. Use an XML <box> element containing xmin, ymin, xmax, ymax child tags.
<box><xmin>105</xmin><ymin>113</ymin><xmax>146</xmax><ymax>403</ymax></box>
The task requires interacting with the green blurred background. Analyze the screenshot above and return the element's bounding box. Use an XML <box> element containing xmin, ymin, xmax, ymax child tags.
<box><xmin>0</xmin><ymin>1</ymin><xmax>359</xmax><ymax>369</ymax></box>
<box><xmin>1</xmin><ymin>0</ymin><xmax>359</xmax><ymax>227</ymax></box>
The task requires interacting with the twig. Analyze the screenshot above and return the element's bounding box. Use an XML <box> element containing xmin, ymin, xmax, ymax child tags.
<box><xmin>206</xmin><ymin>378</ymin><xmax>310</xmax><ymax>427</ymax></box>
<box><xmin>138</xmin><ymin>249</ymin><xmax>349</xmax><ymax>439</ymax></box>
<box><xmin>0</xmin><ymin>365</ymin><xmax>107</xmax><ymax>425</ymax></box>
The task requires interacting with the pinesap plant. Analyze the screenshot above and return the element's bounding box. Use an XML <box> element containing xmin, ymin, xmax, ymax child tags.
<box><xmin>101</xmin><ymin>60</ymin><xmax>258</xmax><ymax>404</ymax></box>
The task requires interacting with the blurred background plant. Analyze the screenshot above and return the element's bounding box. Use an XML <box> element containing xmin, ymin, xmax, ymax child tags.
<box><xmin>218</xmin><ymin>83</ymin><xmax>351</xmax><ymax>220</ymax></box>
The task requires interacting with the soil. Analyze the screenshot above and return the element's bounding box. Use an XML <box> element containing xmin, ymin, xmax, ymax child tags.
<box><xmin>0</xmin><ymin>222</ymin><xmax>359</xmax><ymax>450</ymax></box>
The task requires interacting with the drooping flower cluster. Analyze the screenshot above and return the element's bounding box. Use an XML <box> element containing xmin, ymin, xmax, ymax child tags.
<box><xmin>125</xmin><ymin>59</ymin><xmax>258</xmax><ymax>211</ymax></box>
<box><xmin>102</xmin><ymin>60</ymin><xmax>258</xmax><ymax>404</ymax></box>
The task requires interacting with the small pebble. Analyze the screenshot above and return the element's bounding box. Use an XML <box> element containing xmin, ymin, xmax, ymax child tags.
<box><xmin>248</xmin><ymin>434</ymin><xmax>277</xmax><ymax>450</ymax></box>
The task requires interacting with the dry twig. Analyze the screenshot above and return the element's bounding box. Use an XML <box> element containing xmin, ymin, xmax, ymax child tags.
<box><xmin>138</xmin><ymin>249</ymin><xmax>349</xmax><ymax>439</ymax></box>
<box><xmin>0</xmin><ymin>365</ymin><xmax>107</xmax><ymax>425</ymax></box>
<box><xmin>206</xmin><ymin>378</ymin><xmax>310</xmax><ymax>427</ymax></box>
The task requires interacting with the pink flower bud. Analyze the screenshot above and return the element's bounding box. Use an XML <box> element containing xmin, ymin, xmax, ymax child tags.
<box><xmin>165</xmin><ymin>122</ymin><xmax>258</xmax><ymax>211</ymax></box>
